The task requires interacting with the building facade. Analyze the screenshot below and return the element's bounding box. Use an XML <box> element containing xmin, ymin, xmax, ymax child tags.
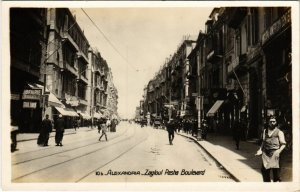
<box><xmin>10</xmin><ymin>8</ymin><xmax>119</xmax><ymax>132</ymax></box>
<box><xmin>140</xmin><ymin>7</ymin><xmax>292</xmax><ymax>140</ymax></box>
<box><xmin>10</xmin><ymin>8</ymin><xmax>48</xmax><ymax>132</ymax></box>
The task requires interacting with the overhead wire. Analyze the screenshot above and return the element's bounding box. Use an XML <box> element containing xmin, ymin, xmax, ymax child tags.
<box><xmin>80</xmin><ymin>8</ymin><xmax>139</xmax><ymax>72</ymax></box>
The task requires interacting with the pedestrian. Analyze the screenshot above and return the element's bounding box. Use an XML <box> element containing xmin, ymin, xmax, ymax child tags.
<box><xmin>55</xmin><ymin>114</ymin><xmax>65</xmax><ymax>146</ymax></box>
<box><xmin>166</xmin><ymin>119</ymin><xmax>175</xmax><ymax>145</ymax></box>
<box><xmin>201</xmin><ymin>119</ymin><xmax>208</xmax><ymax>140</ymax></box>
<box><xmin>255</xmin><ymin>116</ymin><xmax>286</xmax><ymax>182</ymax></box>
<box><xmin>192</xmin><ymin>119</ymin><xmax>198</xmax><ymax>137</ymax></box>
<box><xmin>99</xmin><ymin>118</ymin><xmax>108</xmax><ymax>141</ymax></box>
<box><xmin>73</xmin><ymin>119</ymin><xmax>77</xmax><ymax>131</ymax></box>
<box><xmin>111</xmin><ymin>119</ymin><xmax>117</xmax><ymax>132</ymax></box>
<box><xmin>233</xmin><ymin>120</ymin><xmax>242</xmax><ymax>150</ymax></box>
<box><xmin>77</xmin><ymin>118</ymin><xmax>81</xmax><ymax>129</ymax></box>
<box><xmin>106</xmin><ymin>118</ymin><xmax>111</xmax><ymax>132</ymax></box>
<box><xmin>37</xmin><ymin>114</ymin><xmax>53</xmax><ymax>147</ymax></box>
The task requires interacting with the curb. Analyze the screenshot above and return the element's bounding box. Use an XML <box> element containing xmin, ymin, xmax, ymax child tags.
<box><xmin>17</xmin><ymin>131</ymin><xmax>77</xmax><ymax>143</ymax></box>
<box><xmin>177</xmin><ymin>132</ymin><xmax>240</xmax><ymax>182</ymax></box>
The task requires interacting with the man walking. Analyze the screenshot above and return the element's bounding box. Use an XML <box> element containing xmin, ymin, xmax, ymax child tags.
<box><xmin>256</xmin><ymin>116</ymin><xmax>286</xmax><ymax>182</ymax></box>
<box><xmin>55</xmin><ymin>114</ymin><xmax>65</xmax><ymax>146</ymax></box>
<box><xmin>99</xmin><ymin>118</ymin><xmax>108</xmax><ymax>141</ymax></box>
<box><xmin>37</xmin><ymin>114</ymin><xmax>52</xmax><ymax>147</ymax></box>
<box><xmin>166</xmin><ymin>119</ymin><xmax>175</xmax><ymax>145</ymax></box>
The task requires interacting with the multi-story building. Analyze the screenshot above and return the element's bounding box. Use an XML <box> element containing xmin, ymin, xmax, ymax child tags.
<box><xmin>260</xmin><ymin>7</ymin><xmax>291</xmax><ymax>134</ymax></box>
<box><xmin>88</xmin><ymin>48</ymin><xmax>109</xmax><ymax>120</ymax></box>
<box><xmin>10</xmin><ymin>8</ymin><xmax>119</xmax><ymax>132</ymax></box>
<box><xmin>223</xmin><ymin>7</ymin><xmax>291</xmax><ymax>139</ymax></box>
<box><xmin>106</xmin><ymin>69</ymin><xmax>119</xmax><ymax>118</ymax></box>
<box><xmin>10</xmin><ymin>8</ymin><xmax>48</xmax><ymax>132</ymax></box>
<box><xmin>168</xmin><ymin>38</ymin><xmax>196</xmax><ymax>119</ymax></box>
<box><xmin>141</xmin><ymin>6</ymin><xmax>291</xmax><ymax>141</ymax></box>
<box><xmin>45</xmin><ymin>8</ymin><xmax>91</xmax><ymax>128</ymax></box>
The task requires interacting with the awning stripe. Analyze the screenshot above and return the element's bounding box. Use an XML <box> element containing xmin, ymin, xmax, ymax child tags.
<box><xmin>207</xmin><ymin>100</ymin><xmax>224</xmax><ymax>117</ymax></box>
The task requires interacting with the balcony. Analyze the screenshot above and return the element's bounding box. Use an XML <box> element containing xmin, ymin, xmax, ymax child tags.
<box><xmin>62</xmin><ymin>32</ymin><xmax>79</xmax><ymax>51</ymax></box>
<box><xmin>78</xmin><ymin>75</ymin><xmax>88</xmax><ymax>84</ymax></box>
<box><xmin>226</xmin><ymin>8</ymin><xmax>247</xmax><ymax>29</ymax></box>
<box><xmin>77</xmin><ymin>51</ymin><xmax>89</xmax><ymax>64</ymax></box>
<box><xmin>65</xmin><ymin>62</ymin><xmax>78</xmax><ymax>76</ymax></box>
<box><xmin>227</xmin><ymin>54</ymin><xmax>247</xmax><ymax>75</ymax></box>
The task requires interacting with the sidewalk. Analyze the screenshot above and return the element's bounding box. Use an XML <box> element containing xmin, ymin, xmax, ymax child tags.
<box><xmin>177</xmin><ymin>131</ymin><xmax>292</xmax><ymax>182</ymax></box>
<box><xmin>16</xmin><ymin>126</ymin><xmax>95</xmax><ymax>142</ymax></box>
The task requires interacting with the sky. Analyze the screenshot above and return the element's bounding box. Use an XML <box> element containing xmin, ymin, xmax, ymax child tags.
<box><xmin>71</xmin><ymin>7</ymin><xmax>213</xmax><ymax>118</ymax></box>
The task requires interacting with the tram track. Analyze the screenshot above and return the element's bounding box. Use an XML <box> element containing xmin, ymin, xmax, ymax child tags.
<box><xmin>12</xmin><ymin>125</ymin><xmax>139</xmax><ymax>182</ymax></box>
<box><xmin>12</xmin><ymin>126</ymin><xmax>129</xmax><ymax>165</ymax></box>
<box><xmin>76</xmin><ymin>130</ymin><xmax>150</xmax><ymax>182</ymax></box>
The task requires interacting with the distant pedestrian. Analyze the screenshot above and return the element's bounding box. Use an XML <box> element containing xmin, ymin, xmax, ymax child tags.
<box><xmin>166</xmin><ymin>119</ymin><xmax>175</xmax><ymax>145</ymax></box>
<box><xmin>201</xmin><ymin>119</ymin><xmax>208</xmax><ymax>140</ymax></box>
<box><xmin>73</xmin><ymin>119</ymin><xmax>77</xmax><ymax>131</ymax></box>
<box><xmin>233</xmin><ymin>120</ymin><xmax>242</xmax><ymax>150</ymax></box>
<box><xmin>55</xmin><ymin>114</ymin><xmax>65</xmax><ymax>146</ymax></box>
<box><xmin>106</xmin><ymin>118</ymin><xmax>111</xmax><ymax>132</ymax></box>
<box><xmin>111</xmin><ymin>119</ymin><xmax>117</xmax><ymax>132</ymax></box>
<box><xmin>77</xmin><ymin>119</ymin><xmax>81</xmax><ymax>129</ymax></box>
<box><xmin>255</xmin><ymin>116</ymin><xmax>286</xmax><ymax>182</ymax></box>
<box><xmin>98</xmin><ymin>119</ymin><xmax>108</xmax><ymax>141</ymax></box>
<box><xmin>37</xmin><ymin>114</ymin><xmax>53</xmax><ymax>147</ymax></box>
<box><xmin>192</xmin><ymin>119</ymin><xmax>198</xmax><ymax>137</ymax></box>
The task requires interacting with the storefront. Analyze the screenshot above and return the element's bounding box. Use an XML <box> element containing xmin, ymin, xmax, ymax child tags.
<box><xmin>20</xmin><ymin>85</ymin><xmax>43</xmax><ymax>133</ymax></box>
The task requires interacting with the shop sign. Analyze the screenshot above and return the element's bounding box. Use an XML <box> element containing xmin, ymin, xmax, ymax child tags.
<box><xmin>65</xmin><ymin>94</ymin><xmax>79</xmax><ymax>107</ymax></box>
<box><xmin>262</xmin><ymin>9</ymin><xmax>291</xmax><ymax>44</ymax></box>
<box><xmin>23</xmin><ymin>101</ymin><xmax>37</xmax><ymax>108</ymax></box>
<box><xmin>22</xmin><ymin>89</ymin><xmax>42</xmax><ymax>100</ymax></box>
<box><xmin>11</xmin><ymin>93</ymin><xmax>20</xmax><ymax>100</ymax></box>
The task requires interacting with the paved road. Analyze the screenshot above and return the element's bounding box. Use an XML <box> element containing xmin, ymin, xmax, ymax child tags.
<box><xmin>12</xmin><ymin>122</ymin><xmax>234</xmax><ymax>182</ymax></box>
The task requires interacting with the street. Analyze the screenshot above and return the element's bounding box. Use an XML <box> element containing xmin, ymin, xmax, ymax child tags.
<box><xmin>12</xmin><ymin>122</ymin><xmax>234</xmax><ymax>182</ymax></box>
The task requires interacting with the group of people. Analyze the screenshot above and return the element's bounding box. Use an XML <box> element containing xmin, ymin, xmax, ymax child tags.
<box><xmin>163</xmin><ymin>115</ymin><xmax>287</xmax><ymax>182</ymax></box>
<box><xmin>37</xmin><ymin>114</ymin><xmax>65</xmax><ymax>147</ymax></box>
<box><xmin>37</xmin><ymin>114</ymin><xmax>119</xmax><ymax>146</ymax></box>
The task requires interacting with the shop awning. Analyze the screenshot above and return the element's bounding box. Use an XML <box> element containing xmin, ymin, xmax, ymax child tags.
<box><xmin>48</xmin><ymin>93</ymin><xmax>65</xmax><ymax>108</ymax></box>
<box><xmin>93</xmin><ymin>112</ymin><xmax>104</xmax><ymax>119</ymax></box>
<box><xmin>207</xmin><ymin>100</ymin><xmax>224</xmax><ymax>117</ymax></box>
<box><xmin>55</xmin><ymin>107</ymin><xmax>79</xmax><ymax>117</ymax></box>
<box><xmin>33</xmin><ymin>84</ymin><xmax>64</xmax><ymax>108</ymax></box>
<box><xmin>78</xmin><ymin>112</ymin><xmax>91</xmax><ymax>119</ymax></box>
